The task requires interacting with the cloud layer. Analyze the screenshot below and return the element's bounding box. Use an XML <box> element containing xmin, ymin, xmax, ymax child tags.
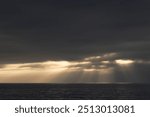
<box><xmin>0</xmin><ymin>53</ymin><xmax>150</xmax><ymax>83</ymax></box>
<box><xmin>0</xmin><ymin>0</ymin><xmax>150</xmax><ymax>83</ymax></box>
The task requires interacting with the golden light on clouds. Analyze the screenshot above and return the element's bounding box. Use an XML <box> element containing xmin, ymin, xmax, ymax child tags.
<box><xmin>115</xmin><ymin>59</ymin><xmax>135</xmax><ymax>65</ymax></box>
<box><xmin>1</xmin><ymin>61</ymin><xmax>70</xmax><ymax>72</ymax></box>
<box><xmin>0</xmin><ymin>52</ymin><xmax>149</xmax><ymax>83</ymax></box>
<box><xmin>83</xmin><ymin>68</ymin><xmax>96</xmax><ymax>72</ymax></box>
<box><xmin>84</xmin><ymin>56</ymin><xmax>101</xmax><ymax>61</ymax></box>
<box><xmin>101</xmin><ymin>61</ymin><xmax>110</xmax><ymax>64</ymax></box>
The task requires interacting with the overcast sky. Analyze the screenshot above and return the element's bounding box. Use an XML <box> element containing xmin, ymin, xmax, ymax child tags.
<box><xmin>0</xmin><ymin>0</ymin><xmax>150</xmax><ymax>83</ymax></box>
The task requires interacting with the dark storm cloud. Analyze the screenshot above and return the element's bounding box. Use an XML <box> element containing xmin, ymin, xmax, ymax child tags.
<box><xmin>0</xmin><ymin>0</ymin><xmax>150</xmax><ymax>64</ymax></box>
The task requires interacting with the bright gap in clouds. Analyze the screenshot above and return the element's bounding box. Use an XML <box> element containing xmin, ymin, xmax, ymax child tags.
<box><xmin>0</xmin><ymin>53</ymin><xmax>149</xmax><ymax>83</ymax></box>
<box><xmin>115</xmin><ymin>59</ymin><xmax>135</xmax><ymax>65</ymax></box>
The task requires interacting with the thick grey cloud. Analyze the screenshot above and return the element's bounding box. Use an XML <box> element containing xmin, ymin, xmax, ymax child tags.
<box><xmin>0</xmin><ymin>0</ymin><xmax>150</xmax><ymax>64</ymax></box>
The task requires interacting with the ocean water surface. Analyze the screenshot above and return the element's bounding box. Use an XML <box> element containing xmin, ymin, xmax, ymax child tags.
<box><xmin>0</xmin><ymin>84</ymin><xmax>150</xmax><ymax>100</ymax></box>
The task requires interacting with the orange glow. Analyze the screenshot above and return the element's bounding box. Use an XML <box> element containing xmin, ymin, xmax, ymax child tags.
<box><xmin>101</xmin><ymin>61</ymin><xmax>110</xmax><ymax>64</ymax></box>
<box><xmin>115</xmin><ymin>59</ymin><xmax>134</xmax><ymax>65</ymax></box>
<box><xmin>84</xmin><ymin>56</ymin><xmax>101</xmax><ymax>61</ymax></box>
<box><xmin>1</xmin><ymin>54</ymin><xmax>144</xmax><ymax>83</ymax></box>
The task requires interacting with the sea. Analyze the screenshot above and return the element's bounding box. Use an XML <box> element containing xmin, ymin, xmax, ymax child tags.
<box><xmin>0</xmin><ymin>83</ymin><xmax>150</xmax><ymax>100</ymax></box>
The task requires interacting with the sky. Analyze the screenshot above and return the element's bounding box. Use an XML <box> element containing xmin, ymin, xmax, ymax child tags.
<box><xmin>0</xmin><ymin>0</ymin><xmax>150</xmax><ymax>83</ymax></box>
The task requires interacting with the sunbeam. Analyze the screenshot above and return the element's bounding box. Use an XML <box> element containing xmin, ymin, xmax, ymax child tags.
<box><xmin>0</xmin><ymin>53</ymin><xmax>149</xmax><ymax>83</ymax></box>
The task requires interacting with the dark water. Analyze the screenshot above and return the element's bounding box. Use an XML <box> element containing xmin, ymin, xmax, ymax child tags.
<box><xmin>0</xmin><ymin>84</ymin><xmax>150</xmax><ymax>100</ymax></box>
